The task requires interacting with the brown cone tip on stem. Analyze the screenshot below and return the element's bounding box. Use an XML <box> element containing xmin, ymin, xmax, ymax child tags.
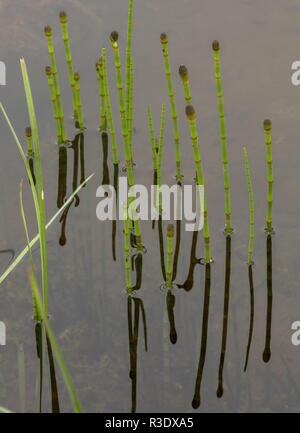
<box><xmin>110</xmin><ymin>31</ymin><xmax>119</xmax><ymax>43</ymax></box>
<box><xmin>185</xmin><ymin>105</ymin><xmax>196</xmax><ymax>121</ymax></box>
<box><xmin>59</xmin><ymin>11</ymin><xmax>68</xmax><ymax>23</ymax></box>
<box><xmin>167</xmin><ymin>224</ymin><xmax>174</xmax><ymax>238</ymax></box>
<box><xmin>45</xmin><ymin>66</ymin><xmax>52</xmax><ymax>76</ymax></box>
<box><xmin>44</xmin><ymin>25</ymin><xmax>52</xmax><ymax>37</ymax></box>
<box><xmin>263</xmin><ymin>119</ymin><xmax>272</xmax><ymax>131</ymax></box>
<box><xmin>212</xmin><ymin>40</ymin><xmax>220</xmax><ymax>51</ymax></box>
<box><xmin>179</xmin><ymin>65</ymin><xmax>189</xmax><ymax>82</ymax></box>
<box><xmin>25</xmin><ymin>127</ymin><xmax>32</xmax><ymax>137</ymax></box>
<box><xmin>74</xmin><ymin>72</ymin><xmax>80</xmax><ymax>81</ymax></box>
<box><xmin>160</xmin><ymin>33</ymin><xmax>168</xmax><ymax>44</ymax></box>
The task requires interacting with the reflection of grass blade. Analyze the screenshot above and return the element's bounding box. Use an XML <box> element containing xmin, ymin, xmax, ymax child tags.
<box><xmin>28</xmin><ymin>270</ymin><xmax>82</xmax><ymax>413</ymax></box>
<box><xmin>20</xmin><ymin>58</ymin><xmax>48</xmax><ymax>314</ymax></box>
<box><xmin>0</xmin><ymin>406</ymin><xmax>13</xmax><ymax>413</ymax></box>
<box><xmin>0</xmin><ymin>174</ymin><xmax>94</xmax><ymax>286</ymax></box>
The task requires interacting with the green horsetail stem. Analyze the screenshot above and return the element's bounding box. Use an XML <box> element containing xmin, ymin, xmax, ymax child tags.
<box><xmin>45</xmin><ymin>66</ymin><xmax>62</xmax><ymax>143</ymax></box>
<box><xmin>123</xmin><ymin>204</ymin><xmax>132</xmax><ymax>294</ymax></box>
<box><xmin>166</xmin><ymin>224</ymin><xmax>175</xmax><ymax>289</ymax></box>
<box><xmin>101</xmin><ymin>49</ymin><xmax>118</xmax><ymax>164</ymax></box>
<box><xmin>109</xmin><ymin>35</ymin><xmax>142</xmax><ymax>249</ymax></box>
<box><xmin>96</xmin><ymin>59</ymin><xmax>107</xmax><ymax>131</ymax></box>
<box><xmin>125</xmin><ymin>0</ymin><xmax>134</xmax><ymax>129</ymax></box>
<box><xmin>147</xmin><ymin>106</ymin><xmax>157</xmax><ymax>171</ymax></box>
<box><xmin>243</xmin><ymin>147</ymin><xmax>254</xmax><ymax>264</ymax></box>
<box><xmin>157</xmin><ymin>104</ymin><xmax>165</xmax><ymax>214</ymax></box>
<box><xmin>73</xmin><ymin>72</ymin><xmax>84</xmax><ymax>130</ymax></box>
<box><xmin>179</xmin><ymin>65</ymin><xmax>192</xmax><ymax>104</ymax></box>
<box><xmin>212</xmin><ymin>41</ymin><xmax>233</xmax><ymax>234</ymax></box>
<box><xmin>185</xmin><ymin>105</ymin><xmax>211</xmax><ymax>263</ymax></box>
<box><xmin>263</xmin><ymin>119</ymin><xmax>274</xmax><ymax>233</ymax></box>
<box><xmin>59</xmin><ymin>11</ymin><xmax>77</xmax><ymax>119</ymax></box>
<box><xmin>128</xmin><ymin>56</ymin><xmax>134</xmax><ymax>156</ymax></box>
<box><xmin>110</xmin><ymin>32</ymin><xmax>129</xmax><ymax>154</ymax></box>
<box><xmin>160</xmin><ymin>33</ymin><xmax>182</xmax><ymax>181</ymax></box>
<box><xmin>44</xmin><ymin>26</ymin><xmax>67</xmax><ymax>142</ymax></box>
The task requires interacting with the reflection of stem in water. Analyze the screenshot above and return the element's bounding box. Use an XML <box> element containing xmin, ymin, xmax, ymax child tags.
<box><xmin>152</xmin><ymin>170</ymin><xmax>157</xmax><ymax>229</ymax></box>
<box><xmin>101</xmin><ymin>132</ymin><xmax>110</xmax><ymax>187</ymax></box>
<box><xmin>192</xmin><ymin>263</ymin><xmax>211</xmax><ymax>409</ymax></box>
<box><xmin>79</xmin><ymin>133</ymin><xmax>86</xmax><ymax>186</ymax></box>
<box><xmin>57</xmin><ymin>146</ymin><xmax>67</xmax><ymax>209</ymax></box>
<box><xmin>177</xmin><ymin>230</ymin><xmax>200</xmax><ymax>291</ymax></box>
<box><xmin>263</xmin><ymin>234</ymin><xmax>272</xmax><ymax>363</ymax></box>
<box><xmin>217</xmin><ymin>234</ymin><xmax>231</xmax><ymax>398</ymax></box>
<box><xmin>17</xmin><ymin>344</ymin><xmax>26</xmax><ymax>413</ymax></box>
<box><xmin>243</xmin><ymin>147</ymin><xmax>255</xmax><ymax>372</ymax></box>
<box><xmin>58</xmin><ymin>134</ymin><xmax>82</xmax><ymax>246</ymax></box>
<box><xmin>165</xmin><ymin>225</ymin><xmax>177</xmax><ymax>344</ymax></box>
<box><xmin>46</xmin><ymin>335</ymin><xmax>60</xmax><ymax>413</ymax></box>
<box><xmin>132</xmin><ymin>253</ymin><xmax>143</xmax><ymax>291</ymax></box>
<box><xmin>127</xmin><ymin>296</ymin><xmax>148</xmax><ymax>413</ymax></box>
<box><xmin>244</xmin><ymin>265</ymin><xmax>254</xmax><ymax>372</ymax></box>
<box><xmin>166</xmin><ymin>291</ymin><xmax>177</xmax><ymax>344</ymax></box>
<box><xmin>112</xmin><ymin>162</ymin><xmax>119</xmax><ymax>261</ymax></box>
<box><xmin>35</xmin><ymin>322</ymin><xmax>43</xmax><ymax>413</ymax></box>
<box><xmin>26</xmin><ymin>127</ymin><xmax>36</xmax><ymax>186</ymax></box>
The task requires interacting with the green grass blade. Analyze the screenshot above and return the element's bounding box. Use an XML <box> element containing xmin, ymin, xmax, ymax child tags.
<box><xmin>20</xmin><ymin>58</ymin><xmax>48</xmax><ymax>313</ymax></box>
<box><xmin>29</xmin><ymin>270</ymin><xmax>82</xmax><ymax>413</ymax></box>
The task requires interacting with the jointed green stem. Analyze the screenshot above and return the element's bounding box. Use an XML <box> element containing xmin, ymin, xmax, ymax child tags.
<box><xmin>179</xmin><ymin>65</ymin><xmax>192</xmax><ymax>104</ymax></box>
<box><xmin>44</xmin><ymin>26</ymin><xmax>67</xmax><ymax>143</ymax></box>
<box><xmin>263</xmin><ymin>119</ymin><xmax>274</xmax><ymax>233</ymax></box>
<box><xmin>96</xmin><ymin>59</ymin><xmax>107</xmax><ymax>131</ymax></box>
<box><xmin>166</xmin><ymin>224</ymin><xmax>174</xmax><ymax>289</ymax></box>
<box><xmin>157</xmin><ymin>104</ymin><xmax>165</xmax><ymax>214</ymax></box>
<box><xmin>160</xmin><ymin>33</ymin><xmax>182</xmax><ymax>181</ymax></box>
<box><xmin>185</xmin><ymin>105</ymin><xmax>211</xmax><ymax>263</ymax></box>
<box><xmin>212</xmin><ymin>41</ymin><xmax>233</xmax><ymax>233</ymax></box>
<box><xmin>74</xmin><ymin>72</ymin><xmax>84</xmax><ymax>130</ymax></box>
<box><xmin>101</xmin><ymin>49</ymin><xmax>118</xmax><ymax>164</ymax></box>
<box><xmin>147</xmin><ymin>105</ymin><xmax>157</xmax><ymax>171</ymax></box>
<box><xmin>109</xmin><ymin>33</ymin><xmax>142</xmax><ymax>249</ymax></box>
<box><xmin>45</xmin><ymin>66</ymin><xmax>62</xmax><ymax>143</ymax></box>
<box><xmin>243</xmin><ymin>147</ymin><xmax>254</xmax><ymax>264</ymax></box>
<box><xmin>59</xmin><ymin>11</ymin><xmax>77</xmax><ymax>119</ymax></box>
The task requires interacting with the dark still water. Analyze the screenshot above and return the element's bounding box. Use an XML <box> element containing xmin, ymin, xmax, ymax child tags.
<box><xmin>0</xmin><ymin>0</ymin><xmax>299</xmax><ymax>413</ymax></box>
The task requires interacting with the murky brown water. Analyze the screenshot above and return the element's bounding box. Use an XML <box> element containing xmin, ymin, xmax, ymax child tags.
<box><xmin>0</xmin><ymin>0</ymin><xmax>299</xmax><ymax>413</ymax></box>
